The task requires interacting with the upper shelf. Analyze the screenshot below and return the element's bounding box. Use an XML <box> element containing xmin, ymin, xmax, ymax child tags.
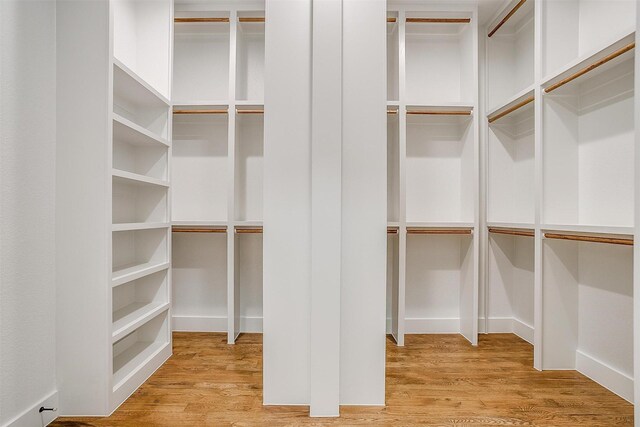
<box><xmin>542</xmin><ymin>31</ymin><xmax>635</xmax><ymax>94</ymax></box>
<box><xmin>113</xmin><ymin>59</ymin><xmax>170</xmax><ymax>108</ymax></box>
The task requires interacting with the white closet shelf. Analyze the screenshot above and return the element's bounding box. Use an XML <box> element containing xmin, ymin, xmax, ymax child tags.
<box><xmin>112</xmin><ymin>261</ymin><xmax>169</xmax><ymax>288</ymax></box>
<box><xmin>112</xmin><ymin>222</ymin><xmax>170</xmax><ymax>232</ymax></box>
<box><xmin>541</xmin><ymin>30</ymin><xmax>635</xmax><ymax>93</ymax></box>
<box><xmin>113</xmin><ymin>114</ymin><xmax>170</xmax><ymax>148</ymax></box>
<box><xmin>172</xmin><ymin>220</ymin><xmax>227</xmax><ymax>227</ymax></box>
<box><xmin>235</xmin><ymin>100</ymin><xmax>264</xmax><ymax>106</ymax></box>
<box><xmin>112</xmin><ymin>169</ymin><xmax>169</xmax><ymax>188</ymax></box>
<box><xmin>406</xmin><ymin>221</ymin><xmax>474</xmax><ymax>229</ymax></box>
<box><xmin>387</xmin><ymin>100</ymin><xmax>400</xmax><ymax>107</ymax></box>
<box><xmin>173</xmin><ymin>100</ymin><xmax>229</xmax><ymax>107</ymax></box>
<box><xmin>541</xmin><ymin>224</ymin><xmax>634</xmax><ymax>238</ymax></box>
<box><xmin>112</xmin><ymin>302</ymin><xmax>170</xmax><ymax>343</ymax></box>
<box><xmin>235</xmin><ymin>220</ymin><xmax>263</xmax><ymax>227</ymax></box>
<box><xmin>113</xmin><ymin>59</ymin><xmax>170</xmax><ymax>108</ymax></box>
<box><xmin>112</xmin><ymin>340</ymin><xmax>170</xmax><ymax>392</ymax></box>
<box><xmin>387</xmin><ymin>221</ymin><xmax>400</xmax><ymax>228</ymax></box>
<box><xmin>487</xmin><ymin>221</ymin><xmax>534</xmax><ymax>230</ymax></box>
<box><xmin>406</xmin><ymin>103</ymin><xmax>474</xmax><ymax>113</ymax></box>
<box><xmin>487</xmin><ymin>85</ymin><xmax>535</xmax><ymax>120</ymax></box>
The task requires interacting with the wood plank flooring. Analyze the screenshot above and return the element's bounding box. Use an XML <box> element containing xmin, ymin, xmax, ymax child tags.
<box><xmin>52</xmin><ymin>333</ymin><xmax>633</xmax><ymax>426</ymax></box>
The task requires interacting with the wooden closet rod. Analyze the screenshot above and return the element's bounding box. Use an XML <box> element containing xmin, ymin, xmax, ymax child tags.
<box><xmin>488</xmin><ymin>96</ymin><xmax>534</xmax><ymax>123</ymax></box>
<box><xmin>544</xmin><ymin>233</ymin><xmax>633</xmax><ymax>246</ymax></box>
<box><xmin>488</xmin><ymin>0</ymin><xmax>527</xmax><ymax>37</ymax></box>
<box><xmin>387</xmin><ymin>109</ymin><xmax>398</xmax><ymax>115</ymax></box>
<box><xmin>489</xmin><ymin>228</ymin><xmax>534</xmax><ymax>237</ymax></box>
<box><xmin>237</xmin><ymin>109</ymin><xmax>264</xmax><ymax>114</ymax></box>
<box><xmin>407</xmin><ymin>228</ymin><xmax>472</xmax><ymax>235</ymax></box>
<box><xmin>387</xmin><ymin>18</ymin><xmax>397</xmax><ymax>23</ymax></box>
<box><xmin>387</xmin><ymin>227</ymin><xmax>398</xmax><ymax>234</ymax></box>
<box><xmin>407</xmin><ymin>110</ymin><xmax>472</xmax><ymax>116</ymax></box>
<box><xmin>545</xmin><ymin>42</ymin><xmax>635</xmax><ymax>93</ymax></box>
<box><xmin>175</xmin><ymin>17</ymin><xmax>229</xmax><ymax>23</ymax></box>
<box><xmin>236</xmin><ymin>227</ymin><xmax>263</xmax><ymax>234</ymax></box>
<box><xmin>172</xmin><ymin>227</ymin><xmax>227</xmax><ymax>233</ymax></box>
<box><xmin>406</xmin><ymin>18</ymin><xmax>471</xmax><ymax>24</ymax></box>
<box><xmin>239</xmin><ymin>17</ymin><xmax>265</xmax><ymax>22</ymax></box>
<box><xmin>173</xmin><ymin>109</ymin><xmax>227</xmax><ymax>115</ymax></box>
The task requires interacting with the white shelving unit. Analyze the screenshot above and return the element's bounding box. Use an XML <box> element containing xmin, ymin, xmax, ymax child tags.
<box><xmin>57</xmin><ymin>0</ymin><xmax>172</xmax><ymax>415</ymax></box>
<box><xmin>171</xmin><ymin>2</ymin><xmax>264</xmax><ymax>344</ymax></box>
<box><xmin>484</xmin><ymin>0</ymin><xmax>636</xmax><ymax>403</ymax></box>
<box><xmin>387</xmin><ymin>4</ymin><xmax>480</xmax><ymax>347</ymax></box>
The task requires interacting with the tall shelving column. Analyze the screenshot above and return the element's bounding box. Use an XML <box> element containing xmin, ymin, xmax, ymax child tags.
<box><xmin>388</xmin><ymin>2</ymin><xmax>480</xmax><ymax>346</ymax></box>
<box><xmin>536</xmin><ymin>0</ymin><xmax>636</xmax><ymax>403</ymax></box>
<box><xmin>57</xmin><ymin>0</ymin><xmax>172</xmax><ymax>415</ymax></box>
<box><xmin>484</xmin><ymin>0</ymin><xmax>536</xmax><ymax>351</ymax></box>
<box><xmin>170</xmin><ymin>2</ymin><xmax>264</xmax><ymax>344</ymax></box>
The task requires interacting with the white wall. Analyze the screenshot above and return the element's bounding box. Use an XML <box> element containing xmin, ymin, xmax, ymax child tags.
<box><xmin>0</xmin><ymin>1</ymin><xmax>58</xmax><ymax>425</ymax></box>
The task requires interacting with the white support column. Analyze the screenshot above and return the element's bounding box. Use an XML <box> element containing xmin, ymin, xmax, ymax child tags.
<box><xmin>310</xmin><ymin>0</ymin><xmax>342</xmax><ymax>418</ymax></box>
<box><xmin>227</xmin><ymin>9</ymin><xmax>238</xmax><ymax>344</ymax></box>
<box><xmin>340</xmin><ymin>0</ymin><xmax>387</xmax><ymax>406</ymax></box>
<box><xmin>263</xmin><ymin>0</ymin><xmax>312</xmax><ymax>405</ymax></box>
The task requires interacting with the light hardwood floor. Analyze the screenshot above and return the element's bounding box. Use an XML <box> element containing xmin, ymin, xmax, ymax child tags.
<box><xmin>53</xmin><ymin>333</ymin><xmax>633</xmax><ymax>426</ymax></box>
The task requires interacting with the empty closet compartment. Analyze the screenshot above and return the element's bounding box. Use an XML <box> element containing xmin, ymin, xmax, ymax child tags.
<box><xmin>234</xmin><ymin>228</ymin><xmax>264</xmax><ymax>335</ymax></box>
<box><xmin>405</xmin><ymin>108</ymin><xmax>474</xmax><ymax>224</ymax></box>
<box><xmin>405</xmin><ymin>229</ymin><xmax>475</xmax><ymax>340</ymax></box>
<box><xmin>112</xmin><ymin>311</ymin><xmax>170</xmax><ymax>398</ymax></box>
<box><xmin>112</xmin><ymin>227</ymin><xmax>169</xmax><ymax>278</ymax></box>
<box><xmin>112</xmin><ymin>269</ymin><xmax>169</xmax><ymax>342</ymax></box>
<box><xmin>487</xmin><ymin>228</ymin><xmax>534</xmax><ymax>343</ymax></box>
<box><xmin>172</xmin><ymin>107</ymin><xmax>229</xmax><ymax>223</ymax></box>
<box><xmin>387</xmin><ymin>107</ymin><xmax>399</xmax><ymax>224</ymax></box>
<box><xmin>387</xmin><ymin>14</ymin><xmax>399</xmax><ymax>102</ymax></box>
<box><xmin>542</xmin><ymin>233</ymin><xmax>633</xmax><ymax>402</ymax></box>
<box><xmin>486</xmin><ymin>0</ymin><xmax>534</xmax><ymax>109</ymax></box>
<box><xmin>112</xmin><ymin>0</ymin><xmax>171</xmax><ymax>97</ymax></box>
<box><xmin>236</xmin><ymin>13</ymin><xmax>265</xmax><ymax>102</ymax></box>
<box><xmin>112</xmin><ymin>175</ymin><xmax>168</xmax><ymax>225</ymax></box>
<box><xmin>172</xmin><ymin>228</ymin><xmax>228</xmax><ymax>332</ymax></box>
<box><xmin>541</xmin><ymin>0</ymin><xmax>636</xmax><ymax>77</ymax></box>
<box><xmin>113</xmin><ymin>62</ymin><xmax>170</xmax><ymax>141</ymax></box>
<box><xmin>542</xmin><ymin>49</ymin><xmax>634</xmax><ymax>229</ymax></box>
<box><xmin>113</xmin><ymin>116</ymin><xmax>169</xmax><ymax>180</ymax></box>
<box><xmin>235</xmin><ymin>108</ymin><xmax>264</xmax><ymax>222</ymax></box>
<box><xmin>487</xmin><ymin>95</ymin><xmax>534</xmax><ymax>225</ymax></box>
<box><xmin>173</xmin><ymin>14</ymin><xmax>230</xmax><ymax>103</ymax></box>
<box><xmin>405</xmin><ymin>13</ymin><xmax>474</xmax><ymax>104</ymax></box>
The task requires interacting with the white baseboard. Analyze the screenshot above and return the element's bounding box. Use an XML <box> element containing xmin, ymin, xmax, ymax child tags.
<box><xmin>486</xmin><ymin>317</ymin><xmax>534</xmax><ymax>344</ymax></box>
<box><xmin>576</xmin><ymin>350</ymin><xmax>633</xmax><ymax>403</ymax></box>
<box><xmin>2</xmin><ymin>390</ymin><xmax>58</xmax><ymax>427</ymax></box>
<box><xmin>404</xmin><ymin>318</ymin><xmax>459</xmax><ymax>334</ymax></box>
<box><xmin>172</xmin><ymin>315</ymin><xmax>263</xmax><ymax>333</ymax></box>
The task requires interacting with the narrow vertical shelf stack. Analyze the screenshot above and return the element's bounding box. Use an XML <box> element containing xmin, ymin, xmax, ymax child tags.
<box><xmin>110</xmin><ymin>0</ymin><xmax>172</xmax><ymax>409</ymax></box>
<box><xmin>387</xmin><ymin>4</ymin><xmax>480</xmax><ymax>347</ymax></box>
<box><xmin>171</xmin><ymin>1</ymin><xmax>264</xmax><ymax>344</ymax></box>
<box><xmin>485</xmin><ymin>0</ymin><xmax>636</xmax><ymax>403</ymax></box>
<box><xmin>485</xmin><ymin>0</ymin><xmax>535</xmax><ymax>345</ymax></box>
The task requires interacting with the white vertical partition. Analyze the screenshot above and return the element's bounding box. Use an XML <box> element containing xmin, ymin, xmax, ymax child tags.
<box><xmin>310</xmin><ymin>0</ymin><xmax>342</xmax><ymax>417</ymax></box>
<box><xmin>340</xmin><ymin>0</ymin><xmax>387</xmax><ymax>405</ymax></box>
<box><xmin>634</xmin><ymin>3</ymin><xmax>640</xmax><ymax>417</ymax></box>
<box><xmin>262</xmin><ymin>0</ymin><xmax>312</xmax><ymax>405</ymax></box>
<box><xmin>227</xmin><ymin>10</ymin><xmax>238</xmax><ymax>344</ymax></box>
